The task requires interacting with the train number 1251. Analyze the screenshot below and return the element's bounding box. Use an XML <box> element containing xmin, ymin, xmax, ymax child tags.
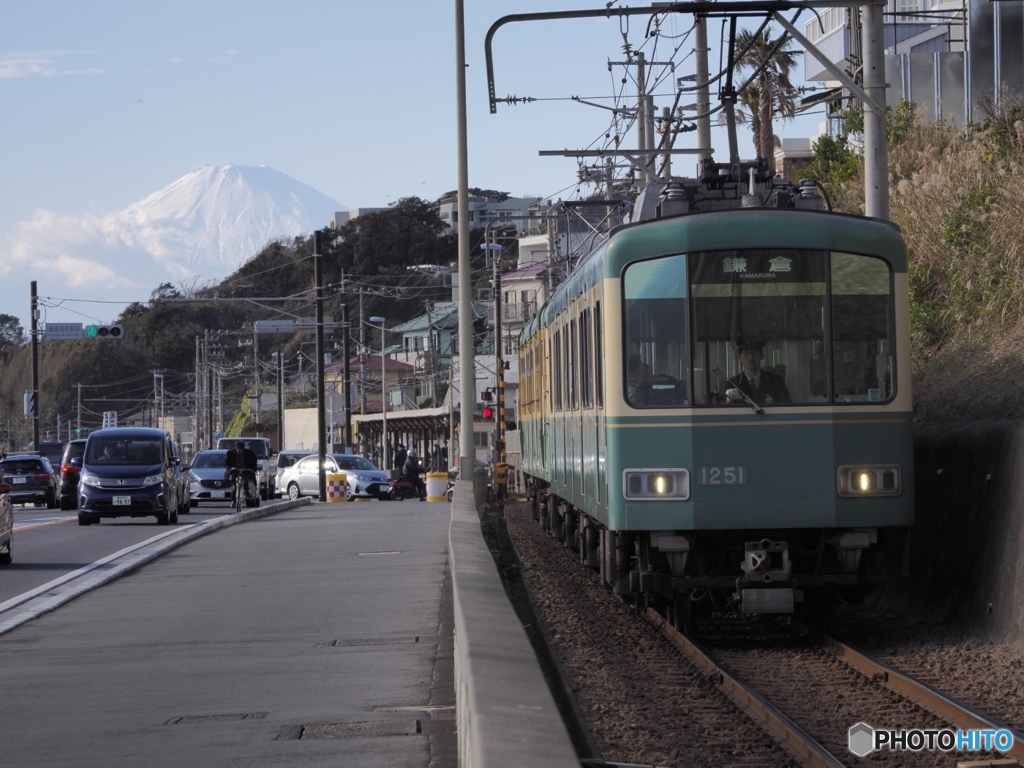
<box><xmin>697</xmin><ymin>466</ymin><xmax>747</xmax><ymax>486</ymax></box>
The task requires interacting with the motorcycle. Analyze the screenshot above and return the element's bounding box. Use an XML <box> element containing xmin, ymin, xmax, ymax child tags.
<box><xmin>389</xmin><ymin>476</ymin><xmax>425</xmax><ymax>501</ymax></box>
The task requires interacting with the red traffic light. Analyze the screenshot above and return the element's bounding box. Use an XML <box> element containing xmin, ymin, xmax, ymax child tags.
<box><xmin>482</xmin><ymin>406</ymin><xmax>494</xmax><ymax>419</ymax></box>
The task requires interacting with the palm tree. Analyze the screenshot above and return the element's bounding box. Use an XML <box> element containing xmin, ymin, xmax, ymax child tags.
<box><xmin>733</xmin><ymin>28</ymin><xmax>801</xmax><ymax>171</ymax></box>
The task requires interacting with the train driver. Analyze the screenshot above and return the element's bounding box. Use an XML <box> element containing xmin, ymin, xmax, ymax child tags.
<box><xmin>728</xmin><ymin>340</ymin><xmax>790</xmax><ymax>405</ymax></box>
<box><xmin>627</xmin><ymin>353</ymin><xmax>653</xmax><ymax>405</ymax></box>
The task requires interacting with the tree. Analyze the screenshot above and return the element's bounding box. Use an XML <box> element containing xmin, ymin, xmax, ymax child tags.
<box><xmin>0</xmin><ymin>314</ymin><xmax>25</xmax><ymax>349</ymax></box>
<box><xmin>435</xmin><ymin>188</ymin><xmax>510</xmax><ymax>204</ymax></box>
<box><xmin>733</xmin><ymin>28</ymin><xmax>801</xmax><ymax>171</ymax></box>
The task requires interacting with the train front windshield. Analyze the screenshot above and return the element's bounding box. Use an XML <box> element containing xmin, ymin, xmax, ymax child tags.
<box><xmin>623</xmin><ymin>249</ymin><xmax>895</xmax><ymax>407</ymax></box>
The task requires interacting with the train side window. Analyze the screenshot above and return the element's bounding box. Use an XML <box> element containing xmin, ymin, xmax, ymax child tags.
<box><xmin>580</xmin><ymin>309</ymin><xmax>593</xmax><ymax>409</ymax></box>
<box><xmin>553</xmin><ymin>331</ymin><xmax>563</xmax><ymax>411</ymax></box>
<box><xmin>594</xmin><ymin>302</ymin><xmax>604</xmax><ymax>409</ymax></box>
<box><xmin>569</xmin><ymin>317</ymin><xmax>577</xmax><ymax>409</ymax></box>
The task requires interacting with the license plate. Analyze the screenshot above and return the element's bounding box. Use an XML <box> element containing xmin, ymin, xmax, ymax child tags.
<box><xmin>11</xmin><ymin>477</ymin><xmax>26</xmax><ymax>484</ymax></box>
<box><xmin>112</xmin><ymin>495</ymin><xmax>131</xmax><ymax>505</ymax></box>
<box><xmin>211</xmin><ymin>491</ymin><xmax>226</xmax><ymax>499</ymax></box>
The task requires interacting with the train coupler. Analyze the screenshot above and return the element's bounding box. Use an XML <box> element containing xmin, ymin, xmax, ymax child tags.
<box><xmin>736</xmin><ymin>539</ymin><xmax>797</xmax><ymax>614</ymax></box>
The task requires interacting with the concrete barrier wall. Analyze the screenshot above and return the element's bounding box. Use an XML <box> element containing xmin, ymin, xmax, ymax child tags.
<box><xmin>448</xmin><ymin>479</ymin><xmax>579</xmax><ymax>768</ymax></box>
<box><xmin>909</xmin><ymin>421</ymin><xmax>1024</xmax><ymax>649</ymax></box>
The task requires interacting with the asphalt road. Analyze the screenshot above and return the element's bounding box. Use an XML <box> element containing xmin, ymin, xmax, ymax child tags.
<box><xmin>2</xmin><ymin>501</ymin><xmax>242</xmax><ymax>601</ymax></box>
<box><xmin>0</xmin><ymin>497</ymin><xmax>456</xmax><ymax>768</ymax></box>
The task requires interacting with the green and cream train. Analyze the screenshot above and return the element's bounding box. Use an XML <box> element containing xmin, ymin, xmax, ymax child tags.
<box><xmin>518</xmin><ymin>180</ymin><xmax>914</xmax><ymax>625</ymax></box>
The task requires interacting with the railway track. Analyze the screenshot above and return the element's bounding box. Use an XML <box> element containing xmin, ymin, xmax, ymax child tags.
<box><xmin>498</xmin><ymin>499</ymin><xmax>1024</xmax><ymax>767</ymax></box>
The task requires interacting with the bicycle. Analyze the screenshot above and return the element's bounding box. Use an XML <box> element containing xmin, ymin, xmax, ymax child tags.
<box><xmin>231</xmin><ymin>469</ymin><xmax>255</xmax><ymax>513</ymax></box>
<box><xmin>233</xmin><ymin>472</ymin><xmax>245</xmax><ymax>513</ymax></box>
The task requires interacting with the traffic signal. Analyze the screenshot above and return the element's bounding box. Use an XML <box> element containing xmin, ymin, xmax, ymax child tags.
<box><xmin>482</xmin><ymin>404</ymin><xmax>494</xmax><ymax>419</ymax></box>
<box><xmin>85</xmin><ymin>324</ymin><xmax>124</xmax><ymax>339</ymax></box>
<box><xmin>481</xmin><ymin>388</ymin><xmax>494</xmax><ymax>419</ymax></box>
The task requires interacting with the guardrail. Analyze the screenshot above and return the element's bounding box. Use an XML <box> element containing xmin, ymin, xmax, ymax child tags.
<box><xmin>448</xmin><ymin>473</ymin><xmax>578</xmax><ymax>768</ymax></box>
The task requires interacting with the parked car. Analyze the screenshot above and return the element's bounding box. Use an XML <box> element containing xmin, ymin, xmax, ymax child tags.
<box><xmin>0</xmin><ymin>481</ymin><xmax>12</xmax><ymax>564</ymax></box>
<box><xmin>185</xmin><ymin>450</ymin><xmax>233</xmax><ymax>506</ymax></box>
<box><xmin>0</xmin><ymin>454</ymin><xmax>58</xmax><ymax>508</ymax></box>
<box><xmin>278</xmin><ymin>454</ymin><xmax>390</xmax><ymax>501</ymax></box>
<box><xmin>273</xmin><ymin>449</ymin><xmax>314</xmax><ymax>497</ymax></box>
<box><xmin>58</xmin><ymin>439</ymin><xmax>87</xmax><ymax>510</ymax></box>
<box><xmin>77</xmin><ymin>427</ymin><xmax>181</xmax><ymax>526</ymax></box>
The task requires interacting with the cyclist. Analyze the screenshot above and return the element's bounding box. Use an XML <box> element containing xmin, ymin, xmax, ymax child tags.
<box><xmin>225</xmin><ymin>440</ymin><xmax>259</xmax><ymax>505</ymax></box>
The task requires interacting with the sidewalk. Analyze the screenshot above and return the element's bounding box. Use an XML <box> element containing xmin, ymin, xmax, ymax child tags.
<box><xmin>0</xmin><ymin>499</ymin><xmax>456</xmax><ymax>768</ymax></box>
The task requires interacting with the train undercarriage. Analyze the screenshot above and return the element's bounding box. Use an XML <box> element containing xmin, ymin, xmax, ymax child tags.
<box><xmin>528</xmin><ymin>484</ymin><xmax>902</xmax><ymax>630</ymax></box>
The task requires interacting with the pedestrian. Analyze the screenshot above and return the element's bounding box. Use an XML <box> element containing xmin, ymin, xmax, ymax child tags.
<box><xmin>440</xmin><ymin>440</ymin><xmax>449</xmax><ymax>471</ymax></box>
<box><xmin>432</xmin><ymin>442</ymin><xmax>442</xmax><ymax>471</ymax></box>
<box><xmin>393</xmin><ymin>443</ymin><xmax>407</xmax><ymax>474</ymax></box>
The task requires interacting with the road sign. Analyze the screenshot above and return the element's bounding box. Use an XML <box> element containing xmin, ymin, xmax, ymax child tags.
<box><xmin>254</xmin><ymin>317</ymin><xmax>334</xmax><ymax>334</ymax></box>
<box><xmin>45</xmin><ymin>323</ymin><xmax>84</xmax><ymax>341</ymax></box>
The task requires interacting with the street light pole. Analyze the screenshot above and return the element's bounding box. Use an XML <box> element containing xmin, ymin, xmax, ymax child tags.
<box><xmin>370</xmin><ymin>316</ymin><xmax>387</xmax><ymax>471</ymax></box>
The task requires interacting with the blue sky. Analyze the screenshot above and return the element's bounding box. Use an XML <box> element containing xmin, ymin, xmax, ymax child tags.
<box><xmin>0</xmin><ymin>1</ymin><xmax>826</xmax><ymax>328</ymax></box>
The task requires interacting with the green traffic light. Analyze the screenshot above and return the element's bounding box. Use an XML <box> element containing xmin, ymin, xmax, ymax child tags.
<box><xmin>85</xmin><ymin>325</ymin><xmax>98</xmax><ymax>338</ymax></box>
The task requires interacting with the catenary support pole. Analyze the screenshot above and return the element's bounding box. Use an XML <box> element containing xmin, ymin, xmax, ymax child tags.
<box><xmin>455</xmin><ymin>0</ymin><xmax>476</xmax><ymax>480</ymax></box>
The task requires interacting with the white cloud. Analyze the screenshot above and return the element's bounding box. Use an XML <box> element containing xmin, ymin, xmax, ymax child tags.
<box><xmin>2</xmin><ymin>208</ymin><xmax>152</xmax><ymax>292</ymax></box>
<box><xmin>0</xmin><ymin>50</ymin><xmax>102</xmax><ymax>79</ymax></box>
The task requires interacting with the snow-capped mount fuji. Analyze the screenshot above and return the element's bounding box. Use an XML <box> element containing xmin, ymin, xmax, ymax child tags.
<box><xmin>0</xmin><ymin>164</ymin><xmax>346</xmax><ymax>327</ymax></box>
<box><xmin>119</xmin><ymin>164</ymin><xmax>346</xmax><ymax>279</ymax></box>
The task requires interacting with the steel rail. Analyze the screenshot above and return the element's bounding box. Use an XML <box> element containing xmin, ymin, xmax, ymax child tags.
<box><xmin>823</xmin><ymin>635</ymin><xmax>1024</xmax><ymax>762</ymax></box>
<box><xmin>647</xmin><ymin>609</ymin><xmax>845</xmax><ymax>768</ymax></box>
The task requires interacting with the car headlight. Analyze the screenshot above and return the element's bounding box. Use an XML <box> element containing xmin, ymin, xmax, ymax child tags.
<box><xmin>80</xmin><ymin>471</ymin><xmax>101</xmax><ymax>488</ymax></box>
<box><xmin>623</xmin><ymin>469</ymin><xmax>690</xmax><ymax>500</ymax></box>
<box><xmin>143</xmin><ymin>474</ymin><xmax>163</xmax><ymax>487</ymax></box>
<box><xmin>837</xmin><ymin>465</ymin><xmax>901</xmax><ymax>497</ymax></box>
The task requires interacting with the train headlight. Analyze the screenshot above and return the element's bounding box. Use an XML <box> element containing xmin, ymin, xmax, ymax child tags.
<box><xmin>623</xmin><ymin>469</ymin><xmax>690</xmax><ymax>500</ymax></box>
<box><xmin>837</xmin><ymin>465</ymin><xmax>901</xmax><ymax>497</ymax></box>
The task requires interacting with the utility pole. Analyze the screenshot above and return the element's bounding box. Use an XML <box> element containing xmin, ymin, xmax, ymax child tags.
<box><xmin>358</xmin><ymin>288</ymin><xmax>367</xmax><ymax>416</ymax></box>
<box><xmin>195</xmin><ymin>336</ymin><xmax>201</xmax><ymax>450</ymax></box>
<box><xmin>253</xmin><ymin>324</ymin><xmax>261</xmax><ymax>435</ymax></box>
<box><xmin>694</xmin><ymin>2</ymin><xmax>712</xmax><ymax>167</ymax></box>
<box><xmin>30</xmin><ymin>281</ymin><xmax>39</xmax><ymax>451</ymax></box>
<box><xmin>276</xmin><ymin>348</ymin><xmax>284</xmax><ymax>452</ymax></box>
<box><xmin>314</xmin><ymin>229</ymin><xmax>327</xmax><ymax>501</ymax></box>
<box><xmin>341</xmin><ymin>276</ymin><xmax>353</xmax><ymax>451</ymax></box>
<box><xmin>456</xmin><ymin>0</ymin><xmax>476</xmax><ymax>479</ymax></box>
<box><xmin>426</xmin><ymin>300</ymin><xmax>435</xmax><ymax>404</ymax></box>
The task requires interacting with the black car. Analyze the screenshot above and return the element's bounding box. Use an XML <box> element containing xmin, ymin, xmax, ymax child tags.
<box><xmin>0</xmin><ymin>454</ymin><xmax>58</xmax><ymax>508</ymax></box>
<box><xmin>78</xmin><ymin>427</ymin><xmax>181</xmax><ymax>526</ymax></box>
<box><xmin>30</xmin><ymin>440</ymin><xmax>67</xmax><ymax>468</ymax></box>
<box><xmin>58</xmin><ymin>439</ymin><xmax>87</xmax><ymax>510</ymax></box>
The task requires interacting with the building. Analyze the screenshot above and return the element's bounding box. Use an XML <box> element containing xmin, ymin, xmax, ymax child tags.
<box><xmin>437</xmin><ymin>196</ymin><xmax>547</xmax><ymax>235</ymax></box>
<box><xmin>799</xmin><ymin>0</ymin><xmax>1024</xmax><ymax>129</ymax></box>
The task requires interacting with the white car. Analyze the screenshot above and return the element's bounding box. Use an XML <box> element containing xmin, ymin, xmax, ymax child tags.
<box><xmin>278</xmin><ymin>454</ymin><xmax>390</xmax><ymax>501</ymax></box>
